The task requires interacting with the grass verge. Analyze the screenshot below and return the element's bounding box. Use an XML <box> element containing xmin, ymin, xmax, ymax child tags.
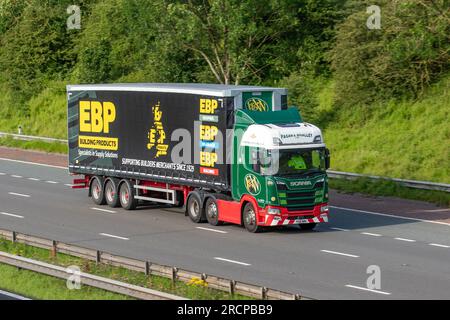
<box><xmin>0</xmin><ymin>136</ymin><xmax>67</xmax><ymax>154</ymax></box>
<box><xmin>0</xmin><ymin>238</ymin><xmax>249</xmax><ymax>300</ymax></box>
<box><xmin>0</xmin><ymin>264</ymin><xmax>132</xmax><ymax>300</ymax></box>
<box><xmin>330</xmin><ymin>177</ymin><xmax>450</xmax><ymax>207</ymax></box>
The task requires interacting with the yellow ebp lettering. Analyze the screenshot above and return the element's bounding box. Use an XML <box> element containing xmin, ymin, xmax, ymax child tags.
<box><xmin>79</xmin><ymin>101</ymin><xmax>116</xmax><ymax>133</ymax></box>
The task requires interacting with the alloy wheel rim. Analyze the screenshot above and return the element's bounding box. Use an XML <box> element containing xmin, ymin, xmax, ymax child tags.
<box><xmin>208</xmin><ymin>203</ymin><xmax>217</xmax><ymax>219</ymax></box>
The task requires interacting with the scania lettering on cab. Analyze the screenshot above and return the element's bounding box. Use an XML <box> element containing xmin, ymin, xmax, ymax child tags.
<box><xmin>67</xmin><ymin>83</ymin><xmax>330</xmax><ymax>233</ymax></box>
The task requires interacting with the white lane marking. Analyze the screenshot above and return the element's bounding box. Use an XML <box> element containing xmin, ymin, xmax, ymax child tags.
<box><xmin>330</xmin><ymin>227</ymin><xmax>350</xmax><ymax>232</ymax></box>
<box><xmin>196</xmin><ymin>227</ymin><xmax>228</xmax><ymax>234</ymax></box>
<box><xmin>91</xmin><ymin>207</ymin><xmax>116</xmax><ymax>214</ymax></box>
<box><xmin>65</xmin><ymin>184</ymin><xmax>74</xmax><ymax>187</ymax></box>
<box><xmin>0</xmin><ymin>157</ymin><xmax>66</xmax><ymax>170</ymax></box>
<box><xmin>45</xmin><ymin>181</ymin><xmax>58</xmax><ymax>184</ymax></box>
<box><xmin>0</xmin><ymin>172</ymin><xmax>5</xmax><ymax>175</ymax></box>
<box><xmin>0</xmin><ymin>289</ymin><xmax>31</xmax><ymax>300</ymax></box>
<box><xmin>214</xmin><ymin>257</ymin><xmax>251</xmax><ymax>266</ymax></box>
<box><xmin>361</xmin><ymin>232</ymin><xmax>382</xmax><ymax>237</ymax></box>
<box><xmin>331</xmin><ymin>205</ymin><xmax>450</xmax><ymax>227</ymax></box>
<box><xmin>11</xmin><ymin>175</ymin><xmax>23</xmax><ymax>178</ymax></box>
<box><xmin>346</xmin><ymin>285</ymin><xmax>391</xmax><ymax>295</ymax></box>
<box><xmin>8</xmin><ymin>192</ymin><xmax>30</xmax><ymax>198</ymax></box>
<box><xmin>0</xmin><ymin>211</ymin><xmax>24</xmax><ymax>219</ymax></box>
<box><xmin>28</xmin><ymin>177</ymin><xmax>40</xmax><ymax>181</ymax></box>
<box><xmin>320</xmin><ymin>250</ymin><xmax>359</xmax><ymax>258</ymax></box>
<box><xmin>99</xmin><ymin>233</ymin><xmax>129</xmax><ymax>241</ymax></box>
<box><xmin>429</xmin><ymin>243</ymin><xmax>450</xmax><ymax>248</ymax></box>
<box><xmin>394</xmin><ymin>237</ymin><xmax>416</xmax><ymax>242</ymax></box>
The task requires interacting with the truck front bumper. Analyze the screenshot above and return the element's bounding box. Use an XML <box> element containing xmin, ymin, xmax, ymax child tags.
<box><xmin>260</xmin><ymin>203</ymin><xmax>329</xmax><ymax>226</ymax></box>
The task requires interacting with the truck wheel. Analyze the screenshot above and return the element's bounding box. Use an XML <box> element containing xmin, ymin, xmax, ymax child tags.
<box><xmin>299</xmin><ymin>223</ymin><xmax>317</xmax><ymax>231</ymax></box>
<box><xmin>187</xmin><ymin>193</ymin><xmax>204</xmax><ymax>223</ymax></box>
<box><xmin>105</xmin><ymin>179</ymin><xmax>120</xmax><ymax>208</ymax></box>
<box><xmin>205</xmin><ymin>197</ymin><xmax>222</xmax><ymax>226</ymax></box>
<box><xmin>90</xmin><ymin>177</ymin><xmax>105</xmax><ymax>205</ymax></box>
<box><xmin>243</xmin><ymin>202</ymin><xmax>261</xmax><ymax>233</ymax></box>
<box><xmin>119</xmin><ymin>180</ymin><xmax>137</xmax><ymax>210</ymax></box>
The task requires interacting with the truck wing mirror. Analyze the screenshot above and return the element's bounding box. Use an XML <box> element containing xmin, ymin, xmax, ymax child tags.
<box><xmin>325</xmin><ymin>148</ymin><xmax>330</xmax><ymax>170</ymax></box>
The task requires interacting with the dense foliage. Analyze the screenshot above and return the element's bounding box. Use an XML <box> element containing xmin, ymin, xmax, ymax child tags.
<box><xmin>0</xmin><ymin>0</ymin><xmax>448</xmax><ymax>181</ymax></box>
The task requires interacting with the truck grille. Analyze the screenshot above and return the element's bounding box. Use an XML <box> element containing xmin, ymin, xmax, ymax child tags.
<box><xmin>278</xmin><ymin>185</ymin><xmax>322</xmax><ymax>213</ymax></box>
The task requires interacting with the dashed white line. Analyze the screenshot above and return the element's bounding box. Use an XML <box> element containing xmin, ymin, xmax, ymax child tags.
<box><xmin>91</xmin><ymin>207</ymin><xmax>116</xmax><ymax>214</ymax></box>
<box><xmin>320</xmin><ymin>250</ymin><xmax>359</xmax><ymax>258</ymax></box>
<box><xmin>346</xmin><ymin>285</ymin><xmax>391</xmax><ymax>295</ymax></box>
<box><xmin>361</xmin><ymin>232</ymin><xmax>382</xmax><ymax>237</ymax></box>
<box><xmin>0</xmin><ymin>211</ymin><xmax>24</xmax><ymax>219</ymax></box>
<box><xmin>45</xmin><ymin>181</ymin><xmax>58</xmax><ymax>184</ymax></box>
<box><xmin>394</xmin><ymin>237</ymin><xmax>416</xmax><ymax>242</ymax></box>
<box><xmin>330</xmin><ymin>227</ymin><xmax>350</xmax><ymax>232</ymax></box>
<box><xmin>214</xmin><ymin>257</ymin><xmax>251</xmax><ymax>266</ymax></box>
<box><xmin>28</xmin><ymin>177</ymin><xmax>40</xmax><ymax>181</ymax></box>
<box><xmin>99</xmin><ymin>233</ymin><xmax>129</xmax><ymax>241</ymax></box>
<box><xmin>11</xmin><ymin>175</ymin><xmax>23</xmax><ymax>178</ymax></box>
<box><xmin>8</xmin><ymin>192</ymin><xmax>30</xmax><ymax>198</ymax></box>
<box><xmin>196</xmin><ymin>227</ymin><xmax>228</xmax><ymax>234</ymax></box>
<box><xmin>0</xmin><ymin>172</ymin><xmax>5</xmax><ymax>175</ymax></box>
<box><xmin>331</xmin><ymin>205</ymin><xmax>450</xmax><ymax>227</ymax></box>
<box><xmin>65</xmin><ymin>184</ymin><xmax>74</xmax><ymax>187</ymax></box>
<box><xmin>429</xmin><ymin>243</ymin><xmax>450</xmax><ymax>248</ymax></box>
<box><xmin>0</xmin><ymin>157</ymin><xmax>66</xmax><ymax>170</ymax></box>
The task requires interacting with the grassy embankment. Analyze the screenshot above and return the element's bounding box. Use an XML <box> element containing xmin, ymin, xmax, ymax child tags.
<box><xmin>0</xmin><ymin>238</ymin><xmax>248</xmax><ymax>300</ymax></box>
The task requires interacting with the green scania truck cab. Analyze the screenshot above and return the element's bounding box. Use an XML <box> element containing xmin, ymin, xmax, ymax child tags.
<box><xmin>224</xmin><ymin>108</ymin><xmax>329</xmax><ymax>232</ymax></box>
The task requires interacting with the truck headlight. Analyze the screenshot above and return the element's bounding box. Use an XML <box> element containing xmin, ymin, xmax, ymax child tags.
<box><xmin>321</xmin><ymin>205</ymin><xmax>329</xmax><ymax>213</ymax></box>
<box><xmin>267</xmin><ymin>208</ymin><xmax>281</xmax><ymax>215</ymax></box>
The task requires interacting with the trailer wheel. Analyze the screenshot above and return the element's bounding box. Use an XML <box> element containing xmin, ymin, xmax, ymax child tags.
<box><xmin>187</xmin><ymin>193</ymin><xmax>204</xmax><ymax>223</ymax></box>
<box><xmin>90</xmin><ymin>177</ymin><xmax>105</xmax><ymax>205</ymax></box>
<box><xmin>119</xmin><ymin>180</ymin><xmax>137</xmax><ymax>210</ymax></box>
<box><xmin>205</xmin><ymin>197</ymin><xmax>222</xmax><ymax>226</ymax></box>
<box><xmin>243</xmin><ymin>202</ymin><xmax>262</xmax><ymax>233</ymax></box>
<box><xmin>105</xmin><ymin>179</ymin><xmax>120</xmax><ymax>208</ymax></box>
<box><xmin>299</xmin><ymin>223</ymin><xmax>317</xmax><ymax>231</ymax></box>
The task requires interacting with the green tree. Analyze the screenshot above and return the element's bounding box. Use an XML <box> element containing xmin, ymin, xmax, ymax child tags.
<box><xmin>164</xmin><ymin>0</ymin><xmax>298</xmax><ymax>85</ymax></box>
<box><xmin>331</xmin><ymin>0</ymin><xmax>450</xmax><ymax>106</ymax></box>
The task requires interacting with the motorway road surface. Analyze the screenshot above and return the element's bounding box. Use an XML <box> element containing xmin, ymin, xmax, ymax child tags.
<box><xmin>0</xmin><ymin>157</ymin><xmax>449</xmax><ymax>300</ymax></box>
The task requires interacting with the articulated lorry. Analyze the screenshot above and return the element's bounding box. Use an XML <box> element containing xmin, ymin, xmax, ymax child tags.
<box><xmin>67</xmin><ymin>83</ymin><xmax>330</xmax><ymax>232</ymax></box>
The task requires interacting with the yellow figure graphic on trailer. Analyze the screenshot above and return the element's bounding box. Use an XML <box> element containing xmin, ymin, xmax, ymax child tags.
<box><xmin>147</xmin><ymin>102</ymin><xmax>168</xmax><ymax>157</ymax></box>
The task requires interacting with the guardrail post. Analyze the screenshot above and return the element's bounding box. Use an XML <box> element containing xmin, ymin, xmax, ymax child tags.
<box><xmin>228</xmin><ymin>280</ymin><xmax>235</xmax><ymax>296</ymax></box>
<box><xmin>51</xmin><ymin>240</ymin><xmax>58</xmax><ymax>258</ymax></box>
<box><xmin>145</xmin><ymin>261</ymin><xmax>151</xmax><ymax>276</ymax></box>
<box><xmin>294</xmin><ymin>294</ymin><xmax>301</xmax><ymax>300</ymax></box>
<box><xmin>261</xmin><ymin>287</ymin><xmax>267</xmax><ymax>300</ymax></box>
<box><xmin>96</xmin><ymin>250</ymin><xmax>101</xmax><ymax>264</ymax></box>
<box><xmin>11</xmin><ymin>231</ymin><xmax>17</xmax><ymax>243</ymax></box>
<box><xmin>171</xmin><ymin>267</ymin><xmax>178</xmax><ymax>284</ymax></box>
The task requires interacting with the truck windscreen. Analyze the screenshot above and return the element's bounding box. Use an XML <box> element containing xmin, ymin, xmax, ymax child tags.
<box><xmin>260</xmin><ymin>148</ymin><xmax>326</xmax><ymax>176</ymax></box>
